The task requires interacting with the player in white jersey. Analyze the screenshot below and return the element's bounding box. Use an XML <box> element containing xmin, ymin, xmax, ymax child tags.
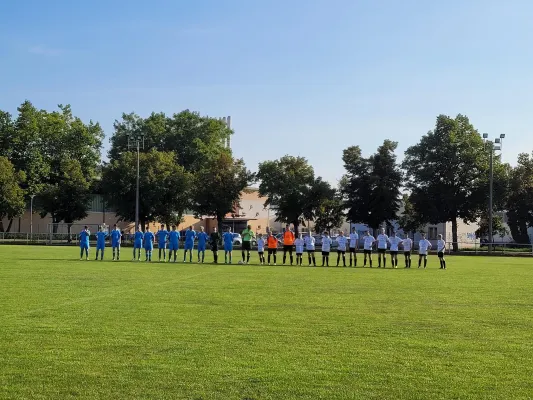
<box><xmin>304</xmin><ymin>234</ymin><xmax>316</xmax><ymax>266</ymax></box>
<box><xmin>401</xmin><ymin>234</ymin><xmax>413</xmax><ymax>268</ymax></box>
<box><xmin>336</xmin><ymin>231</ymin><xmax>348</xmax><ymax>267</ymax></box>
<box><xmin>321</xmin><ymin>232</ymin><xmax>333</xmax><ymax>267</ymax></box>
<box><xmin>363</xmin><ymin>231</ymin><xmax>376</xmax><ymax>267</ymax></box>
<box><xmin>294</xmin><ymin>233</ymin><xmax>305</xmax><ymax>266</ymax></box>
<box><xmin>376</xmin><ymin>228</ymin><xmax>389</xmax><ymax>268</ymax></box>
<box><xmin>349</xmin><ymin>227</ymin><xmax>359</xmax><ymax>267</ymax></box>
<box><xmin>437</xmin><ymin>234</ymin><xmax>446</xmax><ymax>269</ymax></box>
<box><xmin>388</xmin><ymin>231</ymin><xmax>402</xmax><ymax>268</ymax></box>
<box><xmin>418</xmin><ymin>233</ymin><xmax>432</xmax><ymax>269</ymax></box>
<box><xmin>257</xmin><ymin>234</ymin><xmax>266</xmax><ymax>265</ymax></box>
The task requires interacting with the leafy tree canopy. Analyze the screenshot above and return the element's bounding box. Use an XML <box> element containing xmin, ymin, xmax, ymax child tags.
<box><xmin>0</xmin><ymin>156</ymin><xmax>26</xmax><ymax>232</ymax></box>
<box><xmin>506</xmin><ymin>152</ymin><xmax>533</xmax><ymax>243</ymax></box>
<box><xmin>257</xmin><ymin>155</ymin><xmax>317</xmax><ymax>234</ymax></box>
<box><xmin>108</xmin><ymin>110</ymin><xmax>231</xmax><ymax>171</ymax></box>
<box><xmin>102</xmin><ymin>150</ymin><xmax>192</xmax><ymax>228</ymax></box>
<box><xmin>342</xmin><ymin>140</ymin><xmax>402</xmax><ymax>230</ymax></box>
<box><xmin>191</xmin><ymin>152</ymin><xmax>254</xmax><ymax>232</ymax></box>
<box><xmin>402</xmin><ymin>114</ymin><xmax>507</xmax><ymax>250</ymax></box>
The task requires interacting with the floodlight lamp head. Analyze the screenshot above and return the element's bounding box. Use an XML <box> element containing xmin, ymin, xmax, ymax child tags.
<box><xmin>495</xmin><ymin>138</ymin><xmax>501</xmax><ymax>144</ymax></box>
<box><xmin>500</xmin><ymin>133</ymin><xmax>506</xmax><ymax>139</ymax></box>
<box><xmin>494</xmin><ymin>146</ymin><xmax>501</xmax><ymax>151</ymax></box>
<box><xmin>482</xmin><ymin>133</ymin><xmax>489</xmax><ymax>139</ymax></box>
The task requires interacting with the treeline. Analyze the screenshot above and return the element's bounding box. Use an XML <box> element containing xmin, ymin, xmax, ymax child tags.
<box><xmin>1</xmin><ymin>102</ymin><xmax>532</xmax><ymax>249</ymax></box>
<box><xmin>257</xmin><ymin>115</ymin><xmax>533</xmax><ymax>251</ymax></box>
<box><xmin>0</xmin><ymin>102</ymin><xmax>255</xmax><ymax>234</ymax></box>
<box><xmin>0</xmin><ymin>101</ymin><xmax>103</xmax><ymax>232</ymax></box>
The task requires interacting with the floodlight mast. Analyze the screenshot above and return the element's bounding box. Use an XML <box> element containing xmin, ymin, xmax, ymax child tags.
<box><xmin>127</xmin><ymin>133</ymin><xmax>145</xmax><ymax>231</ymax></box>
<box><xmin>481</xmin><ymin>133</ymin><xmax>505</xmax><ymax>254</ymax></box>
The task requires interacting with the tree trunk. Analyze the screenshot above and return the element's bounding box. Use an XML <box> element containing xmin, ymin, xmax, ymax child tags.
<box><xmin>217</xmin><ymin>213</ymin><xmax>224</xmax><ymax>244</ymax></box>
<box><xmin>508</xmin><ymin>218</ymin><xmax>529</xmax><ymax>244</ymax></box>
<box><xmin>293</xmin><ymin>220</ymin><xmax>299</xmax><ymax>236</ymax></box>
<box><xmin>451</xmin><ymin>218</ymin><xmax>458</xmax><ymax>252</ymax></box>
<box><xmin>67</xmin><ymin>223</ymin><xmax>73</xmax><ymax>243</ymax></box>
<box><xmin>508</xmin><ymin>220</ymin><xmax>520</xmax><ymax>243</ymax></box>
<box><xmin>6</xmin><ymin>219</ymin><xmax>13</xmax><ymax>233</ymax></box>
<box><xmin>52</xmin><ymin>214</ymin><xmax>60</xmax><ymax>233</ymax></box>
<box><xmin>518</xmin><ymin>220</ymin><xmax>529</xmax><ymax>243</ymax></box>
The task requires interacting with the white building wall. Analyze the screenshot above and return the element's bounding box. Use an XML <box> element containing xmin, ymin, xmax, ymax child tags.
<box><xmin>444</xmin><ymin>220</ymin><xmax>479</xmax><ymax>248</ymax></box>
<box><xmin>237</xmin><ymin>198</ymin><xmax>269</xmax><ymax>220</ymax></box>
<box><xmin>349</xmin><ymin>220</ymin><xmax>480</xmax><ymax>248</ymax></box>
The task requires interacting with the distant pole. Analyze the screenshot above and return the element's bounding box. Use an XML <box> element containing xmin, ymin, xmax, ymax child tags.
<box><xmin>30</xmin><ymin>194</ymin><xmax>35</xmax><ymax>239</ymax></box>
<box><xmin>128</xmin><ymin>133</ymin><xmax>145</xmax><ymax>230</ymax></box>
<box><xmin>135</xmin><ymin>140</ymin><xmax>140</xmax><ymax>230</ymax></box>
<box><xmin>227</xmin><ymin>116</ymin><xmax>231</xmax><ymax>149</ymax></box>
<box><xmin>482</xmin><ymin>133</ymin><xmax>505</xmax><ymax>255</ymax></box>
<box><xmin>489</xmin><ymin>148</ymin><xmax>494</xmax><ymax>254</ymax></box>
<box><xmin>220</xmin><ymin>116</ymin><xmax>232</xmax><ymax>149</ymax></box>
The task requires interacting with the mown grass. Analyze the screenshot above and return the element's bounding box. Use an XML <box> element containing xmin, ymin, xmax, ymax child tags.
<box><xmin>0</xmin><ymin>246</ymin><xmax>532</xmax><ymax>399</ymax></box>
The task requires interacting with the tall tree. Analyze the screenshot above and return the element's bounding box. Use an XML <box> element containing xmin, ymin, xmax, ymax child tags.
<box><xmin>38</xmin><ymin>158</ymin><xmax>92</xmax><ymax>233</ymax></box>
<box><xmin>0</xmin><ymin>157</ymin><xmax>26</xmax><ymax>232</ymax></box>
<box><xmin>38</xmin><ymin>105</ymin><xmax>104</xmax><ymax>232</ymax></box>
<box><xmin>402</xmin><ymin>114</ymin><xmax>506</xmax><ymax>251</ymax></box>
<box><xmin>0</xmin><ymin>110</ymin><xmax>14</xmax><ymax>158</ymax></box>
<box><xmin>302</xmin><ymin>177</ymin><xmax>336</xmax><ymax>223</ymax></box>
<box><xmin>506</xmin><ymin>152</ymin><xmax>533</xmax><ymax>243</ymax></box>
<box><xmin>190</xmin><ymin>152</ymin><xmax>254</xmax><ymax>233</ymax></box>
<box><xmin>106</xmin><ymin>110</ymin><xmax>232</xmax><ymax>227</ymax></box>
<box><xmin>313</xmin><ymin>194</ymin><xmax>345</xmax><ymax>234</ymax></box>
<box><xmin>257</xmin><ymin>156</ymin><xmax>316</xmax><ymax>235</ymax></box>
<box><xmin>102</xmin><ymin>150</ymin><xmax>192</xmax><ymax>228</ymax></box>
<box><xmin>342</xmin><ymin>140</ymin><xmax>402</xmax><ymax>231</ymax></box>
<box><xmin>5</xmin><ymin>101</ymin><xmax>51</xmax><ymax>210</ymax></box>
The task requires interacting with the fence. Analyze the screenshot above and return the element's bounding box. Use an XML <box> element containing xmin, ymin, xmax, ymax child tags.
<box><xmin>0</xmin><ymin>234</ymin><xmax>532</xmax><ymax>256</ymax></box>
<box><xmin>0</xmin><ymin>232</ymin><xmax>76</xmax><ymax>245</ymax></box>
<box><xmin>445</xmin><ymin>241</ymin><xmax>533</xmax><ymax>256</ymax></box>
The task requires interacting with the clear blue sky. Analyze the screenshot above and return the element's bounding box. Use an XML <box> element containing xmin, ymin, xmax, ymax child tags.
<box><xmin>1</xmin><ymin>0</ymin><xmax>532</xmax><ymax>184</ymax></box>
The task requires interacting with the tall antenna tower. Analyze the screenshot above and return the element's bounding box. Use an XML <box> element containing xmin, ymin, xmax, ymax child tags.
<box><xmin>220</xmin><ymin>116</ymin><xmax>232</xmax><ymax>149</ymax></box>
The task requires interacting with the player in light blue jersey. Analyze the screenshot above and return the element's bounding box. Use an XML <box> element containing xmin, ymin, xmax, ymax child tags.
<box><xmin>110</xmin><ymin>224</ymin><xmax>122</xmax><ymax>261</ymax></box>
<box><xmin>168</xmin><ymin>225</ymin><xmax>180</xmax><ymax>262</ymax></box>
<box><xmin>156</xmin><ymin>224</ymin><xmax>169</xmax><ymax>262</ymax></box>
<box><xmin>183</xmin><ymin>226</ymin><xmax>196</xmax><ymax>263</ymax></box>
<box><xmin>144</xmin><ymin>226</ymin><xmax>155</xmax><ymax>262</ymax></box>
<box><xmin>95</xmin><ymin>226</ymin><xmax>108</xmax><ymax>260</ymax></box>
<box><xmin>79</xmin><ymin>226</ymin><xmax>90</xmax><ymax>260</ymax></box>
<box><xmin>223</xmin><ymin>227</ymin><xmax>234</xmax><ymax>264</ymax></box>
<box><xmin>196</xmin><ymin>226</ymin><xmax>209</xmax><ymax>263</ymax></box>
<box><xmin>133</xmin><ymin>225</ymin><xmax>143</xmax><ymax>261</ymax></box>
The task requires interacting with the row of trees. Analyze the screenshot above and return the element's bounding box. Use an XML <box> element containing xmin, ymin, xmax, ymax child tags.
<box><xmin>0</xmin><ymin>101</ymin><xmax>103</xmax><ymax>232</ymax></box>
<box><xmin>101</xmin><ymin>110</ymin><xmax>253</xmax><ymax>232</ymax></box>
<box><xmin>256</xmin><ymin>115</ymin><xmax>533</xmax><ymax>250</ymax></box>
<box><xmin>1</xmin><ymin>102</ymin><xmax>532</xmax><ymax>248</ymax></box>
<box><xmin>0</xmin><ymin>102</ymin><xmax>256</xmax><ymax>234</ymax></box>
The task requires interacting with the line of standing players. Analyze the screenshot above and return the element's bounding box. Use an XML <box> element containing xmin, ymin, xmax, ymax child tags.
<box><xmin>78</xmin><ymin>224</ymin><xmax>447</xmax><ymax>269</ymax></box>
<box><xmin>244</xmin><ymin>225</ymin><xmax>446</xmax><ymax>269</ymax></box>
<box><xmin>78</xmin><ymin>224</ymin><xmax>237</xmax><ymax>263</ymax></box>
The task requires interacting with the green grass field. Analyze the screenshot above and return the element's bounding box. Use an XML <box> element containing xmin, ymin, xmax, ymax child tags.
<box><xmin>1</xmin><ymin>246</ymin><xmax>532</xmax><ymax>400</ymax></box>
